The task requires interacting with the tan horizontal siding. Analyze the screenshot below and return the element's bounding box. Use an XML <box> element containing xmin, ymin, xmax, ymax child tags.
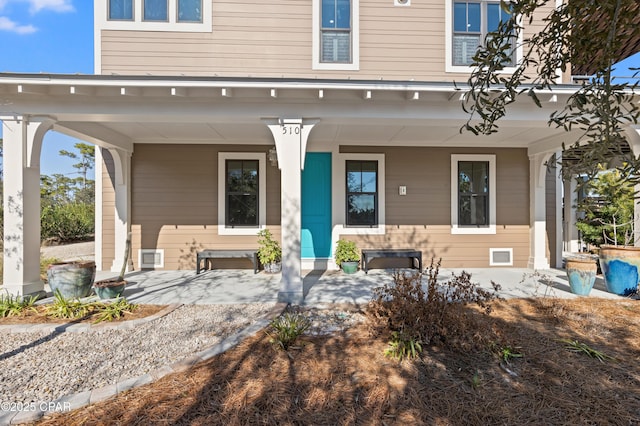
<box><xmin>130</xmin><ymin>144</ymin><xmax>281</xmax><ymax>270</ymax></box>
<box><xmin>342</xmin><ymin>146</ymin><xmax>530</xmax><ymax>267</ymax></box>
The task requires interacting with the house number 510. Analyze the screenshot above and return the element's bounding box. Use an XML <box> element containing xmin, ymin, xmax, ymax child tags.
<box><xmin>282</xmin><ymin>125</ymin><xmax>300</xmax><ymax>135</ymax></box>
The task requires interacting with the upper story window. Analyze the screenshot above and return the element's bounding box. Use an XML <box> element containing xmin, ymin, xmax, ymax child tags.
<box><xmin>101</xmin><ymin>0</ymin><xmax>209</xmax><ymax>32</ymax></box>
<box><xmin>321</xmin><ymin>0</ymin><xmax>351</xmax><ymax>63</ymax></box>
<box><xmin>178</xmin><ymin>0</ymin><xmax>202</xmax><ymax>22</ymax></box>
<box><xmin>446</xmin><ymin>0</ymin><xmax>518</xmax><ymax>72</ymax></box>
<box><xmin>144</xmin><ymin>0</ymin><xmax>168</xmax><ymax>21</ymax></box>
<box><xmin>453</xmin><ymin>1</ymin><xmax>514</xmax><ymax>66</ymax></box>
<box><xmin>109</xmin><ymin>0</ymin><xmax>133</xmax><ymax>20</ymax></box>
<box><xmin>312</xmin><ymin>0</ymin><xmax>359</xmax><ymax>70</ymax></box>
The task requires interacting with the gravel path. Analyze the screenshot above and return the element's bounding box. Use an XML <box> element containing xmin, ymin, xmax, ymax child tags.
<box><xmin>0</xmin><ymin>303</ymin><xmax>274</xmax><ymax>405</ymax></box>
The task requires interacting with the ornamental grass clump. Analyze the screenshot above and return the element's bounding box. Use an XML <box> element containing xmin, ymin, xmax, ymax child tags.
<box><xmin>0</xmin><ymin>293</ymin><xmax>37</xmax><ymax>317</ymax></box>
<box><xmin>267</xmin><ymin>311</ymin><xmax>311</xmax><ymax>350</ymax></box>
<box><xmin>367</xmin><ymin>258</ymin><xmax>502</xmax><ymax>353</ymax></box>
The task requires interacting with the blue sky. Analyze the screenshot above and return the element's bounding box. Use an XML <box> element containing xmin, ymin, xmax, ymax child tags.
<box><xmin>0</xmin><ymin>0</ymin><xmax>93</xmax><ymax>178</ymax></box>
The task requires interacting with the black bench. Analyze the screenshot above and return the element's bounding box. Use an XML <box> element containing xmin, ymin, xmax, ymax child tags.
<box><xmin>196</xmin><ymin>250</ymin><xmax>259</xmax><ymax>274</ymax></box>
<box><xmin>361</xmin><ymin>249</ymin><xmax>422</xmax><ymax>274</ymax></box>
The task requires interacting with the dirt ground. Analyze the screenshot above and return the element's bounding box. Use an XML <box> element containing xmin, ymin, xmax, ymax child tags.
<box><xmin>36</xmin><ymin>297</ymin><xmax>640</xmax><ymax>425</ymax></box>
<box><xmin>0</xmin><ymin>305</ymin><xmax>166</xmax><ymax>325</ymax></box>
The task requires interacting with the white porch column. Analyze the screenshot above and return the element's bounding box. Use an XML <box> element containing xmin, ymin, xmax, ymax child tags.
<box><xmin>2</xmin><ymin>117</ymin><xmax>53</xmax><ymax>296</ymax></box>
<box><xmin>627</xmin><ymin>129</ymin><xmax>640</xmax><ymax>247</ymax></box>
<box><xmin>528</xmin><ymin>152</ymin><xmax>551</xmax><ymax>269</ymax></box>
<box><xmin>553</xmin><ymin>152</ymin><xmax>564</xmax><ymax>267</ymax></box>
<box><xmin>265</xmin><ymin>118</ymin><xmax>318</xmax><ymax>303</ymax></box>
<box><xmin>107</xmin><ymin>148</ymin><xmax>132</xmax><ymax>273</ymax></box>
<box><xmin>563</xmin><ymin>178</ymin><xmax>580</xmax><ymax>253</ymax></box>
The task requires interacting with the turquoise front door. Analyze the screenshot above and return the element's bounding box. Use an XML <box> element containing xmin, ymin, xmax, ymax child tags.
<box><xmin>301</xmin><ymin>153</ymin><xmax>332</xmax><ymax>259</ymax></box>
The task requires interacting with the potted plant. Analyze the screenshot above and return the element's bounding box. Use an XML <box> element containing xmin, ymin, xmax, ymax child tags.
<box><xmin>93</xmin><ymin>233</ymin><xmax>131</xmax><ymax>299</ymax></box>
<box><xmin>335</xmin><ymin>239</ymin><xmax>360</xmax><ymax>274</ymax></box>
<box><xmin>257</xmin><ymin>229</ymin><xmax>282</xmax><ymax>273</ymax></box>
<box><xmin>47</xmin><ymin>260</ymin><xmax>96</xmax><ymax>299</ymax></box>
<box><xmin>576</xmin><ymin>170</ymin><xmax>640</xmax><ymax>296</ymax></box>
<box><xmin>564</xmin><ymin>254</ymin><xmax>598</xmax><ymax>296</ymax></box>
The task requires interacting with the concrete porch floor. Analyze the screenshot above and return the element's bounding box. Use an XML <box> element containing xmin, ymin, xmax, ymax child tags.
<box><xmin>89</xmin><ymin>267</ymin><xmax>627</xmax><ymax>306</ymax></box>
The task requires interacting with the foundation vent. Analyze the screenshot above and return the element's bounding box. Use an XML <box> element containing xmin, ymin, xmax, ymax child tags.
<box><xmin>139</xmin><ymin>249</ymin><xmax>164</xmax><ymax>269</ymax></box>
<box><xmin>490</xmin><ymin>248</ymin><xmax>513</xmax><ymax>266</ymax></box>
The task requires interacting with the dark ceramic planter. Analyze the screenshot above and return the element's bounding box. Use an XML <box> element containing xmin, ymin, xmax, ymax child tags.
<box><xmin>93</xmin><ymin>279</ymin><xmax>127</xmax><ymax>299</ymax></box>
<box><xmin>47</xmin><ymin>261</ymin><xmax>96</xmax><ymax>299</ymax></box>
<box><xmin>599</xmin><ymin>245</ymin><xmax>640</xmax><ymax>296</ymax></box>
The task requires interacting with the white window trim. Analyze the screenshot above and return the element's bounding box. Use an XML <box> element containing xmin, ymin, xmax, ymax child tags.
<box><xmin>451</xmin><ymin>154</ymin><xmax>496</xmax><ymax>235</ymax></box>
<box><xmin>334</xmin><ymin>153</ymin><xmax>385</xmax><ymax>235</ymax></box>
<box><xmin>217</xmin><ymin>152</ymin><xmax>266</xmax><ymax>236</ymax></box>
<box><xmin>444</xmin><ymin>0</ymin><xmax>522</xmax><ymax>74</ymax></box>
<box><xmin>96</xmin><ymin>0</ymin><xmax>212</xmax><ymax>32</ymax></box>
<box><xmin>312</xmin><ymin>0</ymin><xmax>360</xmax><ymax>70</ymax></box>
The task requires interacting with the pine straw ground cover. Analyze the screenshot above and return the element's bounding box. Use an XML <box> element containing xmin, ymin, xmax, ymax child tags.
<box><xmin>36</xmin><ymin>296</ymin><xmax>640</xmax><ymax>425</ymax></box>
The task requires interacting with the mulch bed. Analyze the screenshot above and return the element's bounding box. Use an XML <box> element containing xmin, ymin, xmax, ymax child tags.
<box><xmin>0</xmin><ymin>305</ymin><xmax>167</xmax><ymax>325</ymax></box>
<box><xmin>38</xmin><ymin>298</ymin><xmax>640</xmax><ymax>425</ymax></box>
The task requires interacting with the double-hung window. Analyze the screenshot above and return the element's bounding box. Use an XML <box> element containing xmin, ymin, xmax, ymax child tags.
<box><xmin>109</xmin><ymin>0</ymin><xmax>133</xmax><ymax>20</ymax></box>
<box><xmin>225</xmin><ymin>160</ymin><xmax>259</xmax><ymax>227</ymax></box>
<box><xmin>321</xmin><ymin>0</ymin><xmax>352</xmax><ymax>63</ymax></box>
<box><xmin>346</xmin><ymin>160</ymin><xmax>378</xmax><ymax>226</ymax></box>
<box><xmin>218</xmin><ymin>153</ymin><xmax>266</xmax><ymax>235</ymax></box>
<box><xmin>452</xmin><ymin>1</ymin><xmax>515</xmax><ymax>67</ymax></box>
<box><xmin>451</xmin><ymin>155</ymin><xmax>496</xmax><ymax>234</ymax></box>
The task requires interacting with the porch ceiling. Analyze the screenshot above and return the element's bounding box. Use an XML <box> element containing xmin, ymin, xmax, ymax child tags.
<box><xmin>0</xmin><ymin>73</ymin><xmax>576</xmax><ymax>154</ymax></box>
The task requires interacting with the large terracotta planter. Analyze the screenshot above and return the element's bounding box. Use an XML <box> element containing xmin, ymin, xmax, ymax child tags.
<box><xmin>598</xmin><ymin>245</ymin><xmax>640</xmax><ymax>296</ymax></box>
<box><xmin>565</xmin><ymin>256</ymin><xmax>598</xmax><ymax>296</ymax></box>
<box><xmin>47</xmin><ymin>261</ymin><xmax>96</xmax><ymax>299</ymax></box>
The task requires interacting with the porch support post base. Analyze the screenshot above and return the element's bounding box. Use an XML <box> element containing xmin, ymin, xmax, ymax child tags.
<box><xmin>277</xmin><ymin>290</ymin><xmax>304</xmax><ymax>304</ymax></box>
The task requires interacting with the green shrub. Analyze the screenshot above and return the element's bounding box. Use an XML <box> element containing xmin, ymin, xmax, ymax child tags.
<box><xmin>334</xmin><ymin>239</ymin><xmax>360</xmax><ymax>267</ymax></box>
<box><xmin>268</xmin><ymin>312</ymin><xmax>311</xmax><ymax>350</ymax></box>
<box><xmin>384</xmin><ymin>331</ymin><xmax>423</xmax><ymax>361</ymax></box>
<box><xmin>0</xmin><ymin>293</ymin><xmax>37</xmax><ymax>317</ymax></box>
<box><xmin>41</xmin><ymin>202</ymin><xmax>94</xmax><ymax>243</ymax></box>
<box><xmin>257</xmin><ymin>229</ymin><xmax>282</xmax><ymax>265</ymax></box>
<box><xmin>93</xmin><ymin>298</ymin><xmax>138</xmax><ymax>324</ymax></box>
<box><xmin>367</xmin><ymin>258</ymin><xmax>502</xmax><ymax>351</ymax></box>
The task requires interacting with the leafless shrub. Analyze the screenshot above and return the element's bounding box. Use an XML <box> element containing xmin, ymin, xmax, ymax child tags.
<box><xmin>367</xmin><ymin>258</ymin><xmax>502</xmax><ymax>350</ymax></box>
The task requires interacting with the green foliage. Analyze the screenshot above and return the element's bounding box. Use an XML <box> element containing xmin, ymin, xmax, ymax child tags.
<box><xmin>0</xmin><ymin>293</ymin><xmax>37</xmax><ymax>318</ymax></box>
<box><xmin>463</xmin><ymin>0</ymin><xmax>640</xmax><ymax>185</ymax></box>
<box><xmin>367</xmin><ymin>258</ymin><xmax>502</xmax><ymax>351</ymax></box>
<box><xmin>268</xmin><ymin>312</ymin><xmax>311</xmax><ymax>350</ymax></box>
<box><xmin>576</xmin><ymin>169</ymin><xmax>635</xmax><ymax>247</ymax></box>
<box><xmin>334</xmin><ymin>239</ymin><xmax>360</xmax><ymax>267</ymax></box>
<box><xmin>384</xmin><ymin>331</ymin><xmax>423</xmax><ymax>361</ymax></box>
<box><xmin>45</xmin><ymin>289</ymin><xmax>92</xmax><ymax>319</ymax></box>
<box><xmin>92</xmin><ymin>298</ymin><xmax>138</xmax><ymax>324</ymax></box>
<box><xmin>41</xmin><ymin>202</ymin><xmax>94</xmax><ymax>243</ymax></box>
<box><xmin>560</xmin><ymin>339</ymin><xmax>615</xmax><ymax>363</ymax></box>
<box><xmin>496</xmin><ymin>344</ymin><xmax>524</xmax><ymax>363</ymax></box>
<box><xmin>256</xmin><ymin>229</ymin><xmax>282</xmax><ymax>265</ymax></box>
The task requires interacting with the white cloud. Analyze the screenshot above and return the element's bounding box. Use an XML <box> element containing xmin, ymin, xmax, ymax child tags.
<box><xmin>0</xmin><ymin>15</ymin><xmax>36</xmax><ymax>33</ymax></box>
<box><xmin>26</xmin><ymin>0</ymin><xmax>74</xmax><ymax>14</ymax></box>
<box><xmin>0</xmin><ymin>1</ymin><xmax>74</xmax><ymax>14</ymax></box>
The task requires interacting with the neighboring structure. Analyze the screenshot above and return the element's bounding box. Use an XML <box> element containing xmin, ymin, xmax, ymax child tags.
<box><xmin>2</xmin><ymin>0</ymin><xmax>639</xmax><ymax>301</ymax></box>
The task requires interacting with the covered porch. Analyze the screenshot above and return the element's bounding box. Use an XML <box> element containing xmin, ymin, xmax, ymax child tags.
<box><xmin>3</xmin><ymin>73</ymin><xmax>639</xmax><ymax>302</ymax></box>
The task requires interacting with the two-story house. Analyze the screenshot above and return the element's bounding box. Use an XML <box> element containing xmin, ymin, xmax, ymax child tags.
<box><xmin>2</xmin><ymin>0</ymin><xmax>639</xmax><ymax>302</ymax></box>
